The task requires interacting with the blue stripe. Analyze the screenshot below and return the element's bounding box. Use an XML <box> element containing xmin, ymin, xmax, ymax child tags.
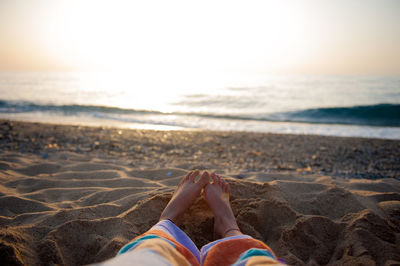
<box><xmin>117</xmin><ymin>234</ymin><xmax>176</xmax><ymax>255</ymax></box>
<box><xmin>233</xmin><ymin>248</ymin><xmax>276</xmax><ymax>265</ymax></box>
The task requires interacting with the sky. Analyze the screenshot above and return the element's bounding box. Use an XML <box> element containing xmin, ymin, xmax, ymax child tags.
<box><xmin>0</xmin><ymin>0</ymin><xmax>399</xmax><ymax>75</ymax></box>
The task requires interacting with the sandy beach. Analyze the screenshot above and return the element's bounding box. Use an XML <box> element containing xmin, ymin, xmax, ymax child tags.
<box><xmin>1</xmin><ymin>120</ymin><xmax>399</xmax><ymax>265</ymax></box>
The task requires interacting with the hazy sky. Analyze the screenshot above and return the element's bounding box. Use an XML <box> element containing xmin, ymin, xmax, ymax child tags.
<box><xmin>0</xmin><ymin>0</ymin><xmax>399</xmax><ymax>75</ymax></box>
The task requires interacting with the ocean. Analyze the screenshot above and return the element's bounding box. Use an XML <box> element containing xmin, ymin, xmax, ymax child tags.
<box><xmin>1</xmin><ymin>72</ymin><xmax>400</xmax><ymax>139</ymax></box>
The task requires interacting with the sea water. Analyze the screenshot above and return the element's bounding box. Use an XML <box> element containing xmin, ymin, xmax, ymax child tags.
<box><xmin>1</xmin><ymin>72</ymin><xmax>399</xmax><ymax>139</ymax></box>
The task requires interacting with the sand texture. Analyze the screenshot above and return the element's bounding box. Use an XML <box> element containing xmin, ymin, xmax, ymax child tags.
<box><xmin>1</xmin><ymin>120</ymin><xmax>400</xmax><ymax>265</ymax></box>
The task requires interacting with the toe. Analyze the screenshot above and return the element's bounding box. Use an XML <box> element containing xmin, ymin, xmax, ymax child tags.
<box><xmin>198</xmin><ymin>171</ymin><xmax>210</xmax><ymax>187</ymax></box>
<box><xmin>215</xmin><ymin>174</ymin><xmax>222</xmax><ymax>185</ymax></box>
<box><xmin>211</xmin><ymin>172</ymin><xmax>217</xmax><ymax>184</ymax></box>
<box><xmin>189</xmin><ymin>170</ymin><xmax>200</xmax><ymax>181</ymax></box>
<box><xmin>225</xmin><ymin>182</ymin><xmax>230</xmax><ymax>194</ymax></box>
<box><xmin>184</xmin><ymin>171</ymin><xmax>193</xmax><ymax>182</ymax></box>
<box><xmin>220</xmin><ymin>177</ymin><xmax>229</xmax><ymax>192</ymax></box>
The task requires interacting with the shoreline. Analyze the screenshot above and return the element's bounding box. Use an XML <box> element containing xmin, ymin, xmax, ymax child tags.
<box><xmin>2</xmin><ymin>114</ymin><xmax>400</xmax><ymax>140</ymax></box>
<box><xmin>1</xmin><ymin>119</ymin><xmax>399</xmax><ymax>179</ymax></box>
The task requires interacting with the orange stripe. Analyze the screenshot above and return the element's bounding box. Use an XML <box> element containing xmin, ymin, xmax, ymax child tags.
<box><xmin>131</xmin><ymin>229</ymin><xmax>200</xmax><ymax>266</ymax></box>
<box><xmin>203</xmin><ymin>238</ymin><xmax>277</xmax><ymax>266</ymax></box>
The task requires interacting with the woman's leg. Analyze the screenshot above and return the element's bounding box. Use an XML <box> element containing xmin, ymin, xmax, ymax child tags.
<box><xmin>101</xmin><ymin>171</ymin><xmax>209</xmax><ymax>266</ymax></box>
<box><xmin>200</xmin><ymin>173</ymin><xmax>284</xmax><ymax>266</ymax></box>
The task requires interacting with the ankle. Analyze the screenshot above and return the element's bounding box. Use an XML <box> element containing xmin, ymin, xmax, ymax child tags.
<box><xmin>216</xmin><ymin>215</ymin><xmax>241</xmax><ymax>235</ymax></box>
<box><xmin>223</xmin><ymin>227</ymin><xmax>242</xmax><ymax>238</ymax></box>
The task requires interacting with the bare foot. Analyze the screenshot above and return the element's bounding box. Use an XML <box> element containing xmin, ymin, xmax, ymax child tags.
<box><xmin>160</xmin><ymin>170</ymin><xmax>209</xmax><ymax>225</ymax></box>
<box><xmin>203</xmin><ymin>173</ymin><xmax>242</xmax><ymax>239</ymax></box>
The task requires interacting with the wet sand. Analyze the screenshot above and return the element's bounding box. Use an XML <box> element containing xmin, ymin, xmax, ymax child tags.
<box><xmin>1</xmin><ymin>120</ymin><xmax>399</xmax><ymax>265</ymax></box>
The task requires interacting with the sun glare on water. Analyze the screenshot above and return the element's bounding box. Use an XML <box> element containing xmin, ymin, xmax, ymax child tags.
<box><xmin>24</xmin><ymin>0</ymin><xmax>318</xmax><ymax>112</ymax></box>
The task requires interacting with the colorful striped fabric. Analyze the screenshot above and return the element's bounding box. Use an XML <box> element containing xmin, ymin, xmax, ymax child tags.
<box><xmin>99</xmin><ymin>220</ymin><xmax>285</xmax><ymax>266</ymax></box>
